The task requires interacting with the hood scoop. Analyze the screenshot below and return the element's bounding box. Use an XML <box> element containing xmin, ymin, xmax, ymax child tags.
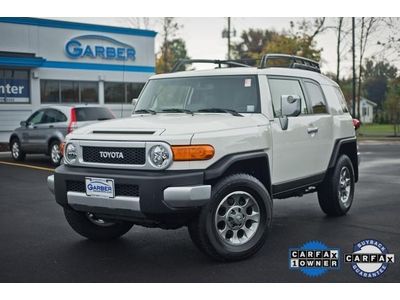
<box><xmin>92</xmin><ymin>130</ymin><xmax>156</xmax><ymax>135</ymax></box>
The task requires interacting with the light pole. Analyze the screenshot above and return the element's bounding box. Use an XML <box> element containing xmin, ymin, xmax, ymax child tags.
<box><xmin>222</xmin><ymin>17</ymin><xmax>236</xmax><ymax>60</ymax></box>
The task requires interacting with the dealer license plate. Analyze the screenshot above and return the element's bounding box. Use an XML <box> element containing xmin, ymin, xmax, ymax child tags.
<box><xmin>85</xmin><ymin>177</ymin><xmax>115</xmax><ymax>198</ymax></box>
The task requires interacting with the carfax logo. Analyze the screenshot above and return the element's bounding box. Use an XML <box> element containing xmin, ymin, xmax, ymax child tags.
<box><xmin>289</xmin><ymin>241</ymin><xmax>340</xmax><ymax>277</ymax></box>
<box><xmin>345</xmin><ymin>239</ymin><xmax>395</xmax><ymax>279</ymax></box>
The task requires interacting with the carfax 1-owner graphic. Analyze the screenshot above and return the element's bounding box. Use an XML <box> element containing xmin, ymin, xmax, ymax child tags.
<box><xmin>289</xmin><ymin>241</ymin><xmax>340</xmax><ymax>277</ymax></box>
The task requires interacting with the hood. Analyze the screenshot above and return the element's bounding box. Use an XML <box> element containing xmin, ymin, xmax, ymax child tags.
<box><xmin>71</xmin><ymin>113</ymin><xmax>265</xmax><ymax>137</ymax></box>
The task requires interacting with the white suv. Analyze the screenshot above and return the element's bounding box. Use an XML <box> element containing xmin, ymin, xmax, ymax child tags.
<box><xmin>48</xmin><ymin>54</ymin><xmax>359</xmax><ymax>261</ymax></box>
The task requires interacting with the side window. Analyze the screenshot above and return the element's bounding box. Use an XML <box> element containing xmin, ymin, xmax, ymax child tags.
<box><xmin>27</xmin><ymin>110</ymin><xmax>45</xmax><ymax>125</ymax></box>
<box><xmin>43</xmin><ymin>109</ymin><xmax>67</xmax><ymax>123</ymax></box>
<box><xmin>333</xmin><ymin>86</ymin><xmax>349</xmax><ymax>113</ymax></box>
<box><xmin>268</xmin><ymin>77</ymin><xmax>308</xmax><ymax>117</ymax></box>
<box><xmin>304</xmin><ymin>81</ymin><xmax>328</xmax><ymax>114</ymax></box>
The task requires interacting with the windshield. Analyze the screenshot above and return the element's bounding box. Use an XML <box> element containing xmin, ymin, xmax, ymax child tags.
<box><xmin>135</xmin><ymin>75</ymin><xmax>260</xmax><ymax>113</ymax></box>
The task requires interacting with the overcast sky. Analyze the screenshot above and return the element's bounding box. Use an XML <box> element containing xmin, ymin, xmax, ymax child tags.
<box><xmin>55</xmin><ymin>17</ymin><xmax>395</xmax><ymax>77</ymax></box>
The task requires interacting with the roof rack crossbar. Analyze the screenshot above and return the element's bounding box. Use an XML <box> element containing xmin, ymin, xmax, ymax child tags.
<box><xmin>171</xmin><ymin>59</ymin><xmax>252</xmax><ymax>72</ymax></box>
<box><xmin>260</xmin><ymin>54</ymin><xmax>321</xmax><ymax>73</ymax></box>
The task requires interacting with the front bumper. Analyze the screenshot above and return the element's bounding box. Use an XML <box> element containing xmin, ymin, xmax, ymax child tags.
<box><xmin>48</xmin><ymin>165</ymin><xmax>211</xmax><ymax>220</ymax></box>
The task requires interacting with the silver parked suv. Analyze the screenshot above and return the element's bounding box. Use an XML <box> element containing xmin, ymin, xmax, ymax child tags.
<box><xmin>9</xmin><ymin>105</ymin><xmax>115</xmax><ymax>166</ymax></box>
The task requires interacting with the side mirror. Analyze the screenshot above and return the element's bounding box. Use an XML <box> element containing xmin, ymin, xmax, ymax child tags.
<box><xmin>20</xmin><ymin>121</ymin><xmax>28</xmax><ymax>127</ymax></box>
<box><xmin>279</xmin><ymin>95</ymin><xmax>302</xmax><ymax>130</ymax></box>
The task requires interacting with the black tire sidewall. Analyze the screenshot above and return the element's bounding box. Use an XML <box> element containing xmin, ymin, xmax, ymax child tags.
<box><xmin>202</xmin><ymin>174</ymin><xmax>272</xmax><ymax>258</ymax></box>
<box><xmin>64</xmin><ymin>208</ymin><xmax>133</xmax><ymax>241</ymax></box>
<box><xmin>334</xmin><ymin>156</ymin><xmax>355</xmax><ymax>212</ymax></box>
<box><xmin>318</xmin><ymin>154</ymin><xmax>355</xmax><ymax>216</ymax></box>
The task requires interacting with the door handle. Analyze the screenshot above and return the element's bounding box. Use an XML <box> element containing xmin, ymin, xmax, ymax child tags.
<box><xmin>307</xmin><ymin>127</ymin><xmax>319</xmax><ymax>134</ymax></box>
<box><xmin>49</xmin><ymin>125</ymin><xmax>54</xmax><ymax>128</ymax></box>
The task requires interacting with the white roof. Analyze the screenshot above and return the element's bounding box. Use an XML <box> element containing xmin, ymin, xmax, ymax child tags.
<box><xmin>151</xmin><ymin>66</ymin><xmax>338</xmax><ymax>86</ymax></box>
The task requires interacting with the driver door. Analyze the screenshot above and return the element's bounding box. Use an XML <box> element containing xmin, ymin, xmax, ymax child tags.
<box><xmin>268</xmin><ymin>76</ymin><xmax>323</xmax><ymax>188</ymax></box>
<box><xmin>21</xmin><ymin>109</ymin><xmax>45</xmax><ymax>152</ymax></box>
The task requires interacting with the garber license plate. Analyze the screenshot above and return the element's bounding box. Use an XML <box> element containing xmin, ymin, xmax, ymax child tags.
<box><xmin>85</xmin><ymin>177</ymin><xmax>115</xmax><ymax>198</ymax></box>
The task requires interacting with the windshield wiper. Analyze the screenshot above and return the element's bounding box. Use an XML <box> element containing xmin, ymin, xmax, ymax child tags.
<box><xmin>134</xmin><ymin>109</ymin><xmax>157</xmax><ymax>115</ymax></box>
<box><xmin>196</xmin><ymin>108</ymin><xmax>243</xmax><ymax>117</ymax></box>
<box><xmin>162</xmin><ymin>108</ymin><xmax>194</xmax><ymax>115</ymax></box>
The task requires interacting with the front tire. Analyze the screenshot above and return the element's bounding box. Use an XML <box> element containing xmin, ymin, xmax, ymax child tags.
<box><xmin>10</xmin><ymin>138</ymin><xmax>25</xmax><ymax>161</ymax></box>
<box><xmin>188</xmin><ymin>174</ymin><xmax>272</xmax><ymax>261</ymax></box>
<box><xmin>318</xmin><ymin>155</ymin><xmax>355</xmax><ymax>216</ymax></box>
<box><xmin>64</xmin><ymin>208</ymin><xmax>133</xmax><ymax>241</ymax></box>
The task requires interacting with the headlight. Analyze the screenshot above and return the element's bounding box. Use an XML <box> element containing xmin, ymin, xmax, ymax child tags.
<box><xmin>148</xmin><ymin>144</ymin><xmax>171</xmax><ymax>169</ymax></box>
<box><xmin>64</xmin><ymin>143</ymin><xmax>77</xmax><ymax>164</ymax></box>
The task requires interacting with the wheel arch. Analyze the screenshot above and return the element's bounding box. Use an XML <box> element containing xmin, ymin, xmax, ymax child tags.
<box><xmin>204</xmin><ymin>151</ymin><xmax>272</xmax><ymax>195</ymax></box>
<box><xmin>328</xmin><ymin>137</ymin><xmax>359</xmax><ymax>182</ymax></box>
<box><xmin>47</xmin><ymin>134</ymin><xmax>64</xmax><ymax>154</ymax></box>
<box><xmin>9</xmin><ymin>133</ymin><xmax>20</xmax><ymax>147</ymax></box>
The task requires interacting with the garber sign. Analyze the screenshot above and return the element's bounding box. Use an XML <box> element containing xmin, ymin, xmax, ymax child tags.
<box><xmin>65</xmin><ymin>35</ymin><xmax>136</xmax><ymax>61</ymax></box>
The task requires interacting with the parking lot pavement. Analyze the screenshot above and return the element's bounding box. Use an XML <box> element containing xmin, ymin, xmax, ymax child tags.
<box><xmin>0</xmin><ymin>142</ymin><xmax>399</xmax><ymax>283</ymax></box>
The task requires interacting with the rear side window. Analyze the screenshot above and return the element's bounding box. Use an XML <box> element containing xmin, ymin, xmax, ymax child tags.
<box><xmin>268</xmin><ymin>78</ymin><xmax>308</xmax><ymax>117</ymax></box>
<box><xmin>304</xmin><ymin>81</ymin><xmax>328</xmax><ymax>114</ymax></box>
<box><xmin>42</xmin><ymin>109</ymin><xmax>67</xmax><ymax>123</ymax></box>
<box><xmin>333</xmin><ymin>86</ymin><xmax>349</xmax><ymax>113</ymax></box>
<box><xmin>75</xmin><ymin>107</ymin><xmax>115</xmax><ymax>121</ymax></box>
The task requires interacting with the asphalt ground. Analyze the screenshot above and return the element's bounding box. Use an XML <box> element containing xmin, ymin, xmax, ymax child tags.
<box><xmin>0</xmin><ymin>141</ymin><xmax>399</xmax><ymax>282</ymax></box>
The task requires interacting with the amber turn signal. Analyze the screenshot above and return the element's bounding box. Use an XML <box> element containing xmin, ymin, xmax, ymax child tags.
<box><xmin>172</xmin><ymin>145</ymin><xmax>215</xmax><ymax>161</ymax></box>
<box><xmin>60</xmin><ymin>142</ymin><xmax>65</xmax><ymax>155</ymax></box>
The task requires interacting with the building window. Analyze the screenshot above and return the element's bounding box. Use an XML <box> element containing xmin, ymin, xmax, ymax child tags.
<box><xmin>41</xmin><ymin>80</ymin><xmax>59</xmax><ymax>103</ymax></box>
<box><xmin>0</xmin><ymin>69</ymin><xmax>30</xmax><ymax>103</ymax></box>
<box><xmin>104</xmin><ymin>82</ymin><xmax>145</xmax><ymax>104</ymax></box>
<box><xmin>40</xmin><ymin>80</ymin><xmax>99</xmax><ymax>104</ymax></box>
<box><xmin>80</xmin><ymin>82</ymin><xmax>98</xmax><ymax>103</ymax></box>
<box><xmin>61</xmin><ymin>81</ymin><xmax>79</xmax><ymax>103</ymax></box>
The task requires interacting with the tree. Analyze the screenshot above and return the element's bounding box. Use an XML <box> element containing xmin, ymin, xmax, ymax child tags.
<box><xmin>156</xmin><ymin>38</ymin><xmax>189</xmax><ymax>73</ymax></box>
<box><xmin>263</xmin><ymin>32</ymin><xmax>322</xmax><ymax>61</ymax></box>
<box><xmin>363</xmin><ymin>58</ymin><xmax>398</xmax><ymax>108</ymax></box>
<box><xmin>156</xmin><ymin>18</ymin><xmax>184</xmax><ymax>73</ymax></box>
<box><xmin>231</xmin><ymin>29</ymin><xmax>277</xmax><ymax>64</ymax></box>
<box><xmin>385</xmin><ymin>78</ymin><xmax>400</xmax><ymax>136</ymax></box>
<box><xmin>356</xmin><ymin>17</ymin><xmax>381</xmax><ymax>118</ymax></box>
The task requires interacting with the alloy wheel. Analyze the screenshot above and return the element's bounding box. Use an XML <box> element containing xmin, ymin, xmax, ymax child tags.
<box><xmin>214</xmin><ymin>191</ymin><xmax>260</xmax><ymax>246</ymax></box>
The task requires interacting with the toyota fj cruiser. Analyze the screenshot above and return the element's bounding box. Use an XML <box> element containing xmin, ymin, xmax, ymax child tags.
<box><xmin>48</xmin><ymin>54</ymin><xmax>359</xmax><ymax>261</ymax></box>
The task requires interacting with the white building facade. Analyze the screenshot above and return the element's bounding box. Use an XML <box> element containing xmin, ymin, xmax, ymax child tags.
<box><xmin>351</xmin><ymin>98</ymin><xmax>377</xmax><ymax>124</ymax></box>
<box><xmin>0</xmin><ymin>18</ymin><xmax>156</xmax><ymax>142</ymax></box>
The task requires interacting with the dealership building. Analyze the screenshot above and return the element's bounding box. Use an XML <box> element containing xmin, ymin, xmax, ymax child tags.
<box><xmin>0</xmin><ymin>17</ymin><xmax>156</xmax><ymax>142</ymax></box>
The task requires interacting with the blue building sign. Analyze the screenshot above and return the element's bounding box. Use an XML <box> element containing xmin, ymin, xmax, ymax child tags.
<box><xmin>65</xmin><ymin>35</ymin><xmax>136</xmax><ymax>61</ymax></box>
<box><xmin>0</xmin><ymin>79</ymin><xmax>30</xmax><ymax>103</ymax></box>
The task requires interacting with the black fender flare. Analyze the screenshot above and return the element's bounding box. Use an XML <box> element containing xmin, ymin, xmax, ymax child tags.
<box><xmin>204</xmin><ymin>150</ymin><xmax>272</xmax><ymax>193</ymax></box>
<box><xmin>328</xmin><ymin>137</ymin><xmax>359</xmax><ymax>182</ymax></box>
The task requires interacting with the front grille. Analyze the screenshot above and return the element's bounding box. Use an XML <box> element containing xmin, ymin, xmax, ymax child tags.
<box><xmin>82</xmin><ymin>146</ymin><xmax>146</xmax><ymax>165</ymax></box>
<box><xmin>66</xmin><ymin>180</ymin><xmax>139</xmax><ymax>197</ymax></box>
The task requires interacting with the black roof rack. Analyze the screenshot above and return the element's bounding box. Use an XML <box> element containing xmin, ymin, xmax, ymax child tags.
<box><xmin>259</xmin><ymin>54</ymin><xmax>321</xmax><ymax>73</ymax></box>
<box><xmin>171</xmin><ymin>59</ymin><xmax>252</xmax><ymax>73</ymax></box>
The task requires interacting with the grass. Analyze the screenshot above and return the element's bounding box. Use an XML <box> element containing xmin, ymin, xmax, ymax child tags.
<box><xmin>358</xmin><ymin>123</ymin><xmax>399</xmax><ymax>137</ymax></box>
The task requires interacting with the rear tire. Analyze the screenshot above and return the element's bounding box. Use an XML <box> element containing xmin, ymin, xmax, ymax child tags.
<box><xmin>10</xmin><ymin>138</ymin><xmax>25</xmax><ymax>161</ymax></box>
<box><xmin>318</xmin><ymin>155</ymin><xmax>355</xmax><ymax>216</ymax></box>
<box><xmin>49</xmin><ymin>140</ymin><xmax>62</xmax><ymax>166</ymax></box>
<box><xmin>188</xmin><ymin>174</ymin><xmax>272</xmax><ymax>261</ymax></box>
<box><xmin>64</xmin><ymin>208</ymin><xmax>133</xmax><ymax>241</ymax></box>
